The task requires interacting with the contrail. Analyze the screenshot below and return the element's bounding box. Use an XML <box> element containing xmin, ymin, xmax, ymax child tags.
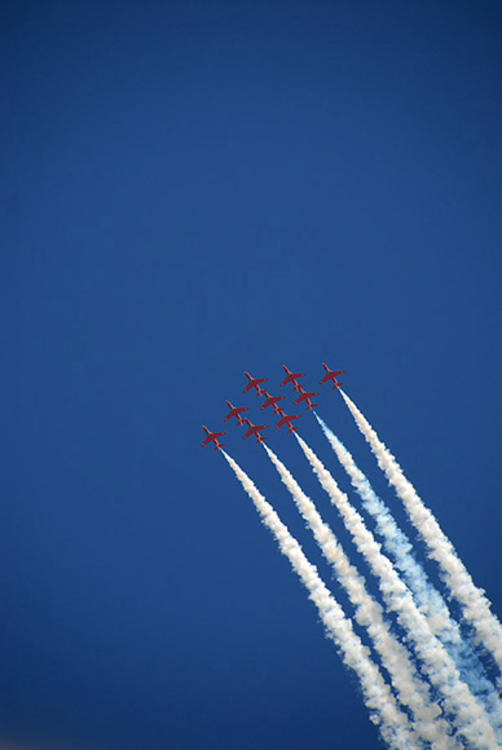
<box><xmin>262</xmin><ymin>443</ymin><xmax>456</xmax><ymax>749</ymax></box>
<box><xmin>314</xmin><ymin>413</ymin><xmax>502</xmax><ymax>739</ymax></box>
<box><xmin>221</xmin><ymin>450</ymin><xmax>417</xmax><ymax>750</ymax></box>
<box><xmin>339</xmin><ymin>389</ymin><xmax>502</xmax><ymax>677</ymax></box>
<box><xmin>294</xmin><ymin>434</ymin><xmax>498</xmax><ymax>749</ymax></box>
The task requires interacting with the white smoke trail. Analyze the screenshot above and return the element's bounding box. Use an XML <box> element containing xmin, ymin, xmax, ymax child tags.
<box><xmin>262</xmin><ymin>443</ymin><xmax>456</xmax><ymax>749</ymax></box>
<box><xmin>339</xmin><ymin>389</ymin><xmax>502</xmax><ymax>677</ymax></box>
<box><xmin>294</xmin><ymin>434</ymin><xmax>498</xmax><ymax>749</ymax></box>
<box><xmin>315</xmin><ymin>413</ymin><xmax>502</xmax><ymax>738</ymax></box>
<box><xmin>221</xmin><ymin>450</ymin><xmax>416</xmax><ymax>750</ymax></box>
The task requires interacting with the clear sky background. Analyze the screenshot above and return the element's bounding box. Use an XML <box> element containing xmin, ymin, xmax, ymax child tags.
<box><xmin>2</xmin><ymin>1</ymin><xmax>502</xmax><ymax>748</ymax></box>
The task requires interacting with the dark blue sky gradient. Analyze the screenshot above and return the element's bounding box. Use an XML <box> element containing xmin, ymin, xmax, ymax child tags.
<box><xmin>2</xmin><ymin>2</ymin><xmax>502</xmax><ymax>748</ymax></box>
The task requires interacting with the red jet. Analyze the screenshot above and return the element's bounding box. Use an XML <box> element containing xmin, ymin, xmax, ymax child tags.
<box><xmin>224</xmin><ymin>400</ymin><xmax>249</xmax><ymax>426</ymax></box>
<box><xmin>320</xmin><ymin>363</ymin><xmax>345</xmax><ymax>389</ymax></box>
<box><xmin>243</xmin><ymin>371</ymin><xmax>268</xmax><ymax>395</ymax></box>
<box><xmin>242</xmin><ymin>418</ymin><xmax>268</xmax><ymax>443</ymax></box>
<box><xmin>280</xmin><ymin>365</ymin><xmax>306</xmax><ymax>391</ymax></box>
<box><xmin>260</xmin><ymin>389</ymin><xmax>286</xmax><ymax>413</ymax></box>
<box><xmin>201</xmin><ymin>425</ymin><xmax>226</xmax><ymax>450</ymax></box>
<box><xmin>294</xmin><ymin>385</ymin><xmax>319</xmax><ymax>411</ymax></box>
<box><xmin>275</xmin><ymin>412</ymin><xmax>300</xmax><ymax>433</ymax></box>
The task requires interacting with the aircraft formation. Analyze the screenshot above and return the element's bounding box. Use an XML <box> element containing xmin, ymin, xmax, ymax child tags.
<box><xmin>202</xmin><ymin>363</ymin><xmax>502</xmax><ymax>749</ymax></box>
<box><xmin>201</xmin><ymin>364</ymin><xmax>345</xmax><ymax>450</ymax></box>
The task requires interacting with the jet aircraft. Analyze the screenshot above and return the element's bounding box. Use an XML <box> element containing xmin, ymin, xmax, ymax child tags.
<box><xmin>320</xmin><ymin>363</ymin><xmax>345</xmax><ymax>389</ymax></box>
<box><xmin>201</xmin><ymin>425</ymin><xmax>226</xmax><ymax>450</ymax></box>
<box><xmin>242</xmin><ymin>418</ymin><xmax>268</xmax><ymax>443</ymax></box>
<box><xmin>280</xmin><ymin>365</ymin><xmax>306</xmax><ymax>390</ymax></box>
<box><xmin>243</xmin><ymin>371</ymin><xmax>268</xmax><ymax>395</ymax></box>
<box><xmin>260</xmin><ymin>389</ymin><xmax>286</xmax><ymax>412</ymax></box>
<box><xmin>224</xmin><ymin>400</ymin><xmax>249</xmax><ymax>425</ymax></box>
<box><xmin>275</xmin><ymin>412</ymin><xmax>300</xmax><ymax>432</ymax></box>
<box><xmin>294</xmin><ymin>385</ymin><xmax>319</xmax><ymax>411</ymax></box>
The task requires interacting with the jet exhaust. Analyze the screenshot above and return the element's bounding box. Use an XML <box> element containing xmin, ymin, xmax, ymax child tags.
<box><xmin>221</xmin><ymin>449</ymin><xmax>417</xmax><ymax>750</ymax></box>
<box><xmin>294</xmin><ymin>433</ymin><xmax>497</xmax><ymax>749</ymax></box>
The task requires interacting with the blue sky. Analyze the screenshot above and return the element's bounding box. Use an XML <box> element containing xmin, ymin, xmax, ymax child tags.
<box><xmin>2</xmin><ymin>1</ymin><xmax>502</xmax><ymax>748</ymax></box>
